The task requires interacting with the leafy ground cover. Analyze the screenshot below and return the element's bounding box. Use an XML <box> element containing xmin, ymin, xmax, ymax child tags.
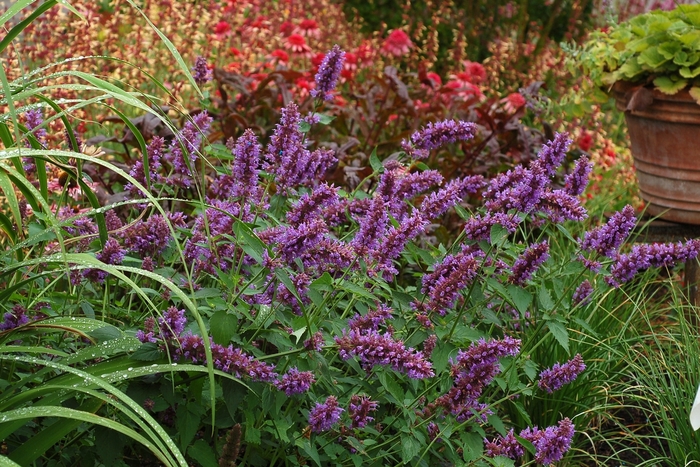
<box><xmin>1</xmin><ymin>0</ymin><xmax>699</xmax><ymax>466</ymax></box>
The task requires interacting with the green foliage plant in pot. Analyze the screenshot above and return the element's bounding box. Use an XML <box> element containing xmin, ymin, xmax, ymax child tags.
<box><xmin>576</xmin><ymin>4</ymin><xmax>700</xmax><ymax>224</ymax></box>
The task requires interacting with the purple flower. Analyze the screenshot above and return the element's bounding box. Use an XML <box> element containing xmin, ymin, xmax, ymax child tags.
<box><xmin>84</xmin><ymin>237</ymin><xmax>126</xmax><ymax>283</ymax></box>
<box><xmin>347</xmin><ymin>395</ymin><xmax>378</xmax><ymax>428</ymax></box>
<box><xmin>520</xmin><ymin>418</ymin><xmax>575</xmax><ymax>465</ymax></box>
<box><xmin>608</xmin><ymin>239</ymin><xmax>700</xmax><ymax>286</ymax></box>
<box><xmin>579</xmin><ymin>205</ymin><xmax>636</xmax><ymax>257</ymax></box>
<box><xmin>165</xmin><ymin>112</ymin><xmax>212</xmax><ymax>188</ymax></box>
<box><xmin>192</xmin><ymin>56</ymin><xmax>212</xmax><ymax>85</ymax></box>
<box><xmin>421</xmin><ymin>175</ymin><xmax>485</xmax><ymax>219</ymax></box>
<box><xmin>351</xmin><ymin>197</ymin><xmax>389</xmax><ymax>256</ymax></box>
<box><xmin>401</xmin><ymin>120</ymin><xmax>477</xmax><ymax>160</ymax></box>
<box><xmin>121</xmin><ymin>214</ymin><xmax>171</xmax><ymax>257</ymax></box>
<box><xmin>286</xmin><ymin>183</ymin><xmax>339</xmax><ymax>226</ymax></box>
<box><xmin>0</xmin><ymin>305</ymin><xmax>30</xmax><ymax>331</ymax></box>
<box><xmin>484</xmin><ymin>429</ymin><xmax>524</xmax><ymax>459</ymax></box>
<box><xmin>509</xmin><ymin>241</ymin><xmax>549</xmax><ymax>285</ymax></box>
<box><xmin>304</xmin><ymin>331</ymin><xmax>325</xmax><ymax>351</ymax></box>
<box><xmin>564</xmin><ymin>156</ymin><xmax>592</xmax><ymax>196</ymax></box>
<box><xmin>423</xmin><ymin>334</ymin><xmax>437</xmax><ymax>357</ymax></box>
<box><xmin>311</xmin><ymin>45</ymin><xmax>345</xmax><ymax>101</ymax></box>
<box><xmin>434</xmin><ymin>336</ymin><xmax>520</xmax><ymax>421</ymax></box>
<box><xmin>158</xmin><ymin>307</ymin><xmax>187</xmax><ymax>340</ymax></box>
<box><xmin>572</xmin><ymin>280</ymin><xmax>594</xmax><ymax>305</ymax></box>
<box><xmin>309</xmin><ymin>395</ymin><xmax>344</xmax><ymax>432</ymax></box>
<box><xmin>484</xmin><ymin>165</ymin><xmax>548</xmax><ymax>213</ymax></box>
<box><xmin>265</xmin><ymin>103</ymin><xmax>336</xmax><ymax>189</ymax></box>
<box><xmin>370</xmin><ymin>213</ymin><xmax>429</xmax><ymax>277</ymax></box>
<box><xmin>127</xmin><ymin>136</ymin><xmax>164</xmax><ymax>197</ymax></box>
<box><xmin>275</xmin><ymin>219</ymin><xmax>328</xmax><ymax>264</ymax></box>
<box><xmin>275</xmin><ymin>367</ymin><xmax>316</xmax><ymax>396</ymax></box>
<box><xmin>422</xmin><ymin>246</ymin><xmax>483</xmax><ymax>315</ymax></box>
<box><xmin>530</xmin><ymin>132</ymin><xmax>572</xmax><ymax>178</ymax></box>
<box><xmin>211</xmin><ymin>130</ymin><xmax>264</xmax><ymax>202</ymax></box>
<box><xmin>538</xmin><ymin>190</ymin><xmax>588</xmax><ymax>223</ymax></box>
<box><xmin>335</xmin><ymin>328</ymin><xmax>434</xmax><ymax>379</ymax></box>
<box><xmin>463</xmin><ymin>212</ymin><xmax>521</xmax><ymax>241</ymax></box>
<box><xmin>538</xmin><ymin>354</ymin><xmax>585</xmax><ymax>393</ymax></box>
<box><xmin>347</xmin><ymin>304</ymin><xmax>393</xmax><ymax>332</ymax></box>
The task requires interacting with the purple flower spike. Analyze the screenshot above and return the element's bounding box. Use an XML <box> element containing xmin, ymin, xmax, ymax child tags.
<box><xmin>84</xmin><ymin>237</ymin><xmax>126</xmax><ymax>283</ymax></box>
<box><xmin>572</xmin><ymin>280</ymin><xmax>594</xmax><ymax>305</ymax></box>
<box><xmin>421</xmin><ymin>175</ymin><xmax>485</xmax><ymax>219</ymax></box>
<box><xmin>509</xmin><ymin>241</ymin><xmax>549</xmax><ymax>285</ymax></box>
<box><xmin>520</xmin><ymin>418</ymin><xmax>575</xmax><ymax>465</ymax></box>
<box><xmin>192</xmin><ymin>56</ymin><xmax>212</xmax><ymax>85</ymax></box>
<box><xmin>564</xmin><ymin>156</ymin><xmax>592</xmax><ymax>196</ymax></box>
<box><xmin>608</xmin><ymin>239</ymin><xmax>700</xmax><ymax>286</ymax></box>
<box><xmin>579</xmin><ymin>205</ymin><xmax>636</xmax><ymax>258</ymax></box>
<box><xmin>1</xmin><ymin>305</ymin><xmax>30</xmax><ymax>331</ymax></box>
<box><xmin>531</xmin><ymin>132</ymin><xmax>572</xmax><ymax>178</ymax></box>
<box><xmin>311</xmin><ymin>45</ymin><xmax>345</xmax><ymax>101</ymax></box>
<box><xmin>348</xmin><ymin>395</ymin><xmax>378</xmax><ymax>428</ymax></box>
<box><xmin>484</xmin><ymin>429</ymin><xmax>524</xmax><ymax>459</ymax></box>
<box><xmin>347</xmin><ymin>304</ymin><xmax>393</xmax><ymax>331</ymax></box>
<box><xmin>309</xmin><ymin>395</ymin><xmax>344</xmax><ymax>432</ymax></box>
<box><xmin>275</xmin><ymin>367</ymin><xmax>315</xmax><ymax>396</ymax></box>
<box><xmin>158</xmin><ymin>306</ymin><xmax>187</xmax><ymax>340</ymax></box>
<box><xmin>538</xmin><ymin>354</ymin><xmax>586</xmax><ymax>393</ymax></box>
<box><xmin>401</xmin><ymin>119</ymin><xmax>477</xmax><ymax>160</ymax></box>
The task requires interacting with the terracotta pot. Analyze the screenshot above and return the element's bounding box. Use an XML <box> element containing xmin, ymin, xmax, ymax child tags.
<box><xmin>612</xmin><ymin>81</ymin><xmax>700</xmax><ymax>224</ymax></box>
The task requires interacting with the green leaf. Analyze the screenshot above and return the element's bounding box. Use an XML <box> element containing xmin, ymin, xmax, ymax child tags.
<box><xmin>507</xmin><ymin>286</ymin><xmax>533</xmax><ymax>317</ymax></box>
<box><xmin>88</xmin><ymin>325</ymin><xmax>122</xmax><ymax>343</ymax></box>
<box><xmin>233</xmin><ymin>221</ymin><xmax>266</xmax><ymax>265</ymax></box>
<box><xmin>680</xmin><ymin>66</ymin><xmax>700</xmax><ymax>78</ymax></box>
<box><xmin>177</xmin><ymin>403</ymin><xmax>204</xmax><ymax>453</ymax></box>
<box><xmin>369</xmin><ymin>147</ymin><xmax>382</xmax><ymax>173</ymax></box>
<box><xmin>489</xmin><ymin>224</ymin><xmax>509</xmax><ymax>246</ymax></box>
<box><xmin>131</xmin><ymin>342</ymin><xmax>164</xmax><ymax>362</ymax></box>
<box><xmin>654</xmin><ymin>76</ymin><xmax>688</xmax><ymax>94</ymax></box>
<box><xmin>210</xmin><ymin>311</ymin><xmax>238</xmax><ymax>345</ymax></box>
<box><xmin>378</xmin><ymin>370</ymin><xmax>405</xmax><ymax>404</ymax></box>
<box><xmin>0</xmin><ymin>455</ymin><xmax>23</xmax><ymax>467</ymax></box>
<box><xmin>638</xmin><ymin>47</ymin><xmax>670</xmax><ymax>69</ymax></box>
<box><xmin>336</xmin><ymin>279</ymin><xmax>378</xmax><ymax>301</ymax></box>
<box><xmin>401</xmin><ymin>435</ymin><xmax>421</xmax><ymax>464</ymax></box>
<box><xmin>690</xmin><ymin>86</ymin><xmax>700</xmax><ymax>104</ymax></box>
<box><xmin>546</xmin><ymin>320</ymin><xmax>570</xmax><ymax>353</ymax></box>
<box><xmin>538</xmin><ymin>287</ymin><xmax>554</xmax><ymax>311</ymax></box>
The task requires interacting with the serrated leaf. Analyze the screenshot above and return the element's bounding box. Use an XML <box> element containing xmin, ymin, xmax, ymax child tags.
<box><xmin>130</xmin><ymin>342</ymin><xmax>164</xmax><ymax>361</ymax></box>
<box><xmin>538</xmin><ymin>287</ymin><xmax>554</xmax><ymax>311</ymax></box>
<box><xmin>369</xmin><ymin>148</ymin><xmax>382</xmax><ymax>173</ymax></box>
<box><xmin>490</xmin><ymin>224</ymin><xmax>509</xmax><ymax>246</ymax></box>
<box><xmin>680</xmin><ymin>65</ymin><xmax>700</xmax><ymax>78</ymax></box>
<box><xmin>233</xmin><ymin>221</ymin><xmax>266</xmax><ymax>264</ymax></box>
<box><xmin>187</xmin><ymin>439</ymin><xmax>219</xmax><ymax>467</ymax></box>
<box><xmin>546</xmin><ymin>320</ymin><xmax>570</xmax><ymax>352</ymax></box>
<box><xmin>653</xmin><ymin>76</ymin><xmax>688</xmax><ymax>94</ymax></box>
<box><xmin>210</xmin><ymin>311</ymin><xmax>237</xmax><ymax>345</ymax></box>
<box><xmin>337</xmin><ymin>279</ymin><xmax>378</xmax><ymax>301</ymax></box>
<box><xmin>507</xmin><ymin>286</ymin><xmax>533</xmax><ymax>316</ymax></box>
<box><xmin>638</xmin><ymin>47</ymin><xmax>670</xmax><ymax>69</ymax></box>
<box><xmin>291</xmin><ymin>326</ymin><xmax>307</xmax><ymax>344</ymax></box>
<box><xmin>401</xmin><ymin>435</ymin><xmax>421</xmax><ymax>464</ymax></box>
<box><xmin>378</xmin><ymin>370</ymin><xmax>405</xmax><ymax>404</ymax></box>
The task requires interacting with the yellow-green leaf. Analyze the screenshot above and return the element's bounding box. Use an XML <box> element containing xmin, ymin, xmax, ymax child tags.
<box><xmin>654</xmin><ymin>76</ymin><xmax>688</xmax><ymax>94</ymax></box>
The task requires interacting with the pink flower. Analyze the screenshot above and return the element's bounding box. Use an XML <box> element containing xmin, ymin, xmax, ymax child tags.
<box><xmin>426</xmin><ymin>72</ymin><xmax>442</xmax><ymax>87</ymax></box>
<box><xmin>463</xmin><ymin>61</ymin><xmax>486</xmax><ymax>84</ymax></box>
<box><xmin>285</xmin><ymin>34</ymin><xmax>313</xmax><ymax>57</ymax></box>
<box><xmin>504</xmin><ymin>92</ymin><xmax>526</xmax><ymax>112</ymax></box>
<box><xmin>279</xmin><ymin>20</ymin><xmax>294</xmax><ymax>36</ymax></box>
<box><xmin>445</xmin><ymin>76</ymin><xmax>484</xmax><ymax>101</ymax></box>
<box><xmin>578</xmin><ymin>131</ymin><xmax>593</xmax><ymax>152</ymax></box>
<box><xmin>382</xmin><ymin>29</ymin><xmax>412</xmax><ymax>57</ymax></box>
<box><xmin>271</xmin><ymin>49</ymin><xmax>289</xmax><ymax>65</ymax></box>
<box><xmin>297</xmin><ymin>19</ymin><xmax>320</xmax><ymax>39</ymax></box>
<box><xmin>356</xmin><ymin>41</ymin><xmax>375</xmax><ymax>64</ymax></box>
<box><xmin>213</xmin><ymin>21</ymin><xmax>231</xmax><ymax>37</ymax></box>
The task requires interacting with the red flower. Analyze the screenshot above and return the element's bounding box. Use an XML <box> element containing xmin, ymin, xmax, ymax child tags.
<box><xmin>311</xmin><ymin>52</ymin><xmax>326</xmax><ymax>69</ymax></box>
<box><xmin>214</xmin><ymin>21</ymin><xmax>231</xmax><ymax>36</ymax></box>
<box><xmin>382</xmin><ymin>29</ymin><xmax>412</xmax><ymax>57</ymax></box>
<box><xmin>578</xmin><ymin>132</ymin><xmax>593</xmax><ymax>152</ymax></box>
<box><xmin>356</xmin><ymin>40</ymin><xmax>375</xmax><ymax>64</ymax></box>
<box><xmin>285</xmin><ymin>34</ymin><xmax>312</xmax><ymax>57</ymax></box>
<box><xmin>229</xmin><ymin>47</ymin><xmax>242</xmax><ymax>57</ymax></box>
<box><xmin>297</xmin><ymin>19</ymin><xmax>320</xmax><ymax>39</ymax></box>
<box><xmin>463</xmin><ymin>61</ymin><xmax>487</xmax><ymax>84</ymax></box>
<box><xmin>271</xmin><ymin>49</ymin><xmax>289</xmax><ymax>65</ymax></box>
<box><xmin>280</xmin><ymin>21</ymin><xmax>294</xmax><ymax>36</ymax></box>
<box><xmin>426</xmin><ymin>72</ymin><xmax>442</xmax><ymax>87</ymax></box>
<box><xmin>504</xmin><ymin>92</ymin><xmax>527</xmax><ymax>113</ymax></box>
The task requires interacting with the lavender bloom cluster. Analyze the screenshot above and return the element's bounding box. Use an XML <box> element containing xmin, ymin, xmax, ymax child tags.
<box><xmin>421</xmin><ymin>245</ymin><xmax>483</xmax><ymax>315</ymax></box>
<box><xmin>426</xmin><ymin>337</ymin><xmax>520</xmax><ymax>421</ymax></box>
<box><xmin>275</xmin><ymin>368</ymin><xmax>316</xmax><ymax>396</ymax></box>
<box><xmin>401</xmin><ymin>120</ymin><xmax>477</xmax><ymax>159</ymax></box>
<box><xmin>192</xmin><ymin>56</ymin><xmax>212</xmax><ymax>86</ymax></box>
<box><xmin>509</xmin><ymin>241</ymin><xmax>550</xmax><ymax>285</ymax></box>
<box><xmin>335</xmin><ymin>328</ymin><xmax>434</xmax><ymax>379</ymax></box>
<box><xmin>608</xmin><ymin>239</ymin><xmax>700</xmax><ymax>286</ymax></box>
<box><xmin>308</xmin><ymin>396</ymin><xmax>344</xmax><ymax>432</ymax></box>
<box><xmin>347</xmin><ymin>395</ymin><xmax>378</xmax><ymax>428</ymax></box>
<box><xmin>165</xmin><ymin>112</ymin><xmax>212</xmax><ymax>188</ymax></box>
<box><xmin>311</xmin><ymin>45</ymin><xmax>345</xmax><ymax>101</ymax></box>
<box><xmin>579</xmin><ymin>205</ymin><xmax>636</xmax><ymax>258</ymax></box>
<box><xmin>538</xmin><ymin>354</ymin><xmax>586</xmax><ymax>393</ymax></box>
<box><xmin>0</xmin><ymin>305</ymin><xmax>30</xmax><ymax>331</ymax></box>
<box><xmin>485</xmin><ymin>418</ymin><xmax>575</xmax><ymax>465</ymax></box>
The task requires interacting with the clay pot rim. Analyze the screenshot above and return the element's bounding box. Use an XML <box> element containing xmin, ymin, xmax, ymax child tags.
<box><xmin>611</xmin><ymin>80</ymin><xmax>699</xmax><ymax>105</ymax></box>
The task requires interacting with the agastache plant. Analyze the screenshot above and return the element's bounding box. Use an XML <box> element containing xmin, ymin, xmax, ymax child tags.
<box><xmin>30</xmin><ymin>42</ymin><xmax>700</xmax><ymax>466</ymax></box>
